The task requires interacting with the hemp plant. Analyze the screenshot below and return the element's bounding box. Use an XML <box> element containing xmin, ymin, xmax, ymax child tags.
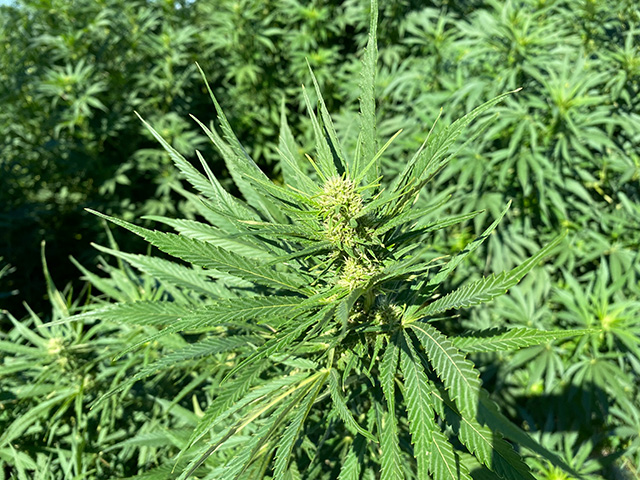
<box><xmin>79</xmin><ymin>1</ymin><xmax>588</xmax><ymax>478</ymax></box>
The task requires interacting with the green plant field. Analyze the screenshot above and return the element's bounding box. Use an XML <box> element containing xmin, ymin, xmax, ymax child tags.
<box><xmin>1</xmin><ymin>0</ymin><xmax>639</xmax><ymax>479</ymax></box>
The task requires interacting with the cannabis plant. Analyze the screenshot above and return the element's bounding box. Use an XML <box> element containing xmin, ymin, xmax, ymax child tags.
<box><xmin>74</xmin><ymin>2</ymin><xmax>588</xmax><ymax>478</ymax></box>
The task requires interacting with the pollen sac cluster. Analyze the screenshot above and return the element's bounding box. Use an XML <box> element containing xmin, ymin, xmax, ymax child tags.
<box><xmin>317</xmin><ymin>176</ymin><xmax>363</xmax><ymax>248</ymax></box>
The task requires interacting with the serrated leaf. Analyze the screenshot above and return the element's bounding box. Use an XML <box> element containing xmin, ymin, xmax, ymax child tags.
<box><xmin>301</xmin><ymin>84</ymin><xmax>338</xmax><ymax>180</ymax></box>
<box><xmin>69</xmin><ymin>300</ymin><xmax>197</xmax><ymax>327</ymax></box>
<box><xmin>240</xmin><ymin>221</ymin><xmax>320</xmax><ymax>241</ymax></box>
<box><xmin>191</xmin><ymin>114</ymin><xmax>271</xmax><ymax>218</ymax></box>
<box><xmin>306</xmin><ymin>62</ymin><xmax>347</xmax><ymax>176</ymax></box>
<box><xmin>355</xmin><ymin>0</ymin><xmax>379</xmax><ymax>185</ymax></box>
<box><xmin>426</xmin><ymin>271</ymin><xmax>515</xmax><ymax>316</ymax></box>
<box><xmin>338</xmin><ymin>441</ymin><xmax>362</xmax><ymax>480</ymax></box>
<box><xmin>69</xmin><ymin>256</ymin><xmax>136</xmax><ymax>301</ymax></box>
<box><xmin>421</xmin><ymin>231</ymin><xmax>567</xmax><ymax>316</ymax></box>
<box><xmin>99</xmin><ymin>295</ymin><xmax>310</xmax><ymax>366</ymax></box>
<box><xmin>393</xmin><ymin>90</ymin><xmax>519</xmax><ymax>197</ymax></box>
<box><xmin>88</xmin><ymin>210</ymin><xmax>310</xmax><ymax>294</ymax></box>
<box><xmin>378</xmin><ymin>411</ymin><xmax>404</xmax><ymax>480</ymax></box>
<box><xmin>278</xmin><ymin>99</ymin><xmax>316</xmax><ymax>192</ymax></box>
<box><xmin>399</xmin><ymin>330</ymin><xmax>437</xmax><ymax>479</ymax></box>
<box><xmin>354</xmin><ymin>129</ymin><xmax>402</xmax><ymax>186</ymax></box>
<box><xmin>380</xmin><ymin>334</ymin><xmax>399</xmax><ymax>413</ymax></box>
<box><xmin>144</xmin><ymin>216</ymin><xmax>274</xmax><ymax>261</ymax></box>
<box><xmin>429</xmin><ymin>202</ymin><xmax>512</xmax><ymax>288</ymax></box>
<box><xmin>429</xmin><ymin>429</ymin><xmax>472</xmax><ymax>480</ymax></box>
<box><xmin>194</xmin><ymin>150</ymin><xmax>258</xmax><ymax>221</ymax></box>
<box><xmin>265</xmin><ymin>241</ymin><xmax>333</xmax><ymax>267</ymax></box>
<box><xmin>368</xmin><ymin>333</ymin><xmax>385</xmax><ymax>373</ymax></box>
<box><xmin>388</xmin><ymin>211</ymin><xmax>484</xmax><ymax>247</ymax></box>
<box><xmin>404</xmin><ymin>201</ymin><xmax>512</xmax><ymax>321</ymax></box>
<box><xmin>453</xmin><ymin>328</ymin><xmax>595</xmax><ymax>353</ymax></box>
<box><xmin>410</xmin><ymin>323</ymin><xmax>481</xmax><ymax>418</ymax></box>
<box><xmin>228</xmin><ymin>373</ymin><xmax>325</xmax><ymax>480</ymax></box>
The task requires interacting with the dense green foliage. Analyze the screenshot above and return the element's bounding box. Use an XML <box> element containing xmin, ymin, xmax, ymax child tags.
<box><xmin>1</xmin><ymin>0</ymin><xmax>639</xmax><ymax>479</ymax></box>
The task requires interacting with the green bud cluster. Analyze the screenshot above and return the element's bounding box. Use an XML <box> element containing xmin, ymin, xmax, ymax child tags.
<box><xmin>317</xmin><ymin>175</ymin><xmax>363</xmax><ymax>247</ymax></box>
<box><xmin>373</xmin><ymin>301</ymin><xmax>404</xmax><ymax>326</ymax></box>
<box><xmin>337</xmin><ymin>257</ymin><xmax>379</xmax><ymax>291</ymax></box>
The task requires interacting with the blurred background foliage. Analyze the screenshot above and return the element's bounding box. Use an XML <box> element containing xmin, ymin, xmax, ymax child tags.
<box><xmin>1</xmin><ymin>0</ymin><xmax>639</xmax><ymax>478</ymax></box>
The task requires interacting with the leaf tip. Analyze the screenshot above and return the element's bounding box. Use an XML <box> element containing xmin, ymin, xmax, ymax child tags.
<box><xmin>85</xmin><ymin>208</ymin><xmax>101</xmax><ymax>216</ymax></box>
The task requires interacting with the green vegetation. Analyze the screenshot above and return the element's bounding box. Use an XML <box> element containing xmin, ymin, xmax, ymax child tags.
<box><xmin>1</xmin><ymin>0</ymin><xmax>638</xmax><ymax>479</ymax></box>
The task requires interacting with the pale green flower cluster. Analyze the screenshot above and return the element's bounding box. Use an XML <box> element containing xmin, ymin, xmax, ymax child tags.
<box><xmin>317</xmin><ymin>176</ymin><xmax>363</xmax><ymax>247</ymax></box>
<box><xmin>337</xmin><ymin>257</ymin><xmax>379</xmax><ymax>291</ymax></box>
